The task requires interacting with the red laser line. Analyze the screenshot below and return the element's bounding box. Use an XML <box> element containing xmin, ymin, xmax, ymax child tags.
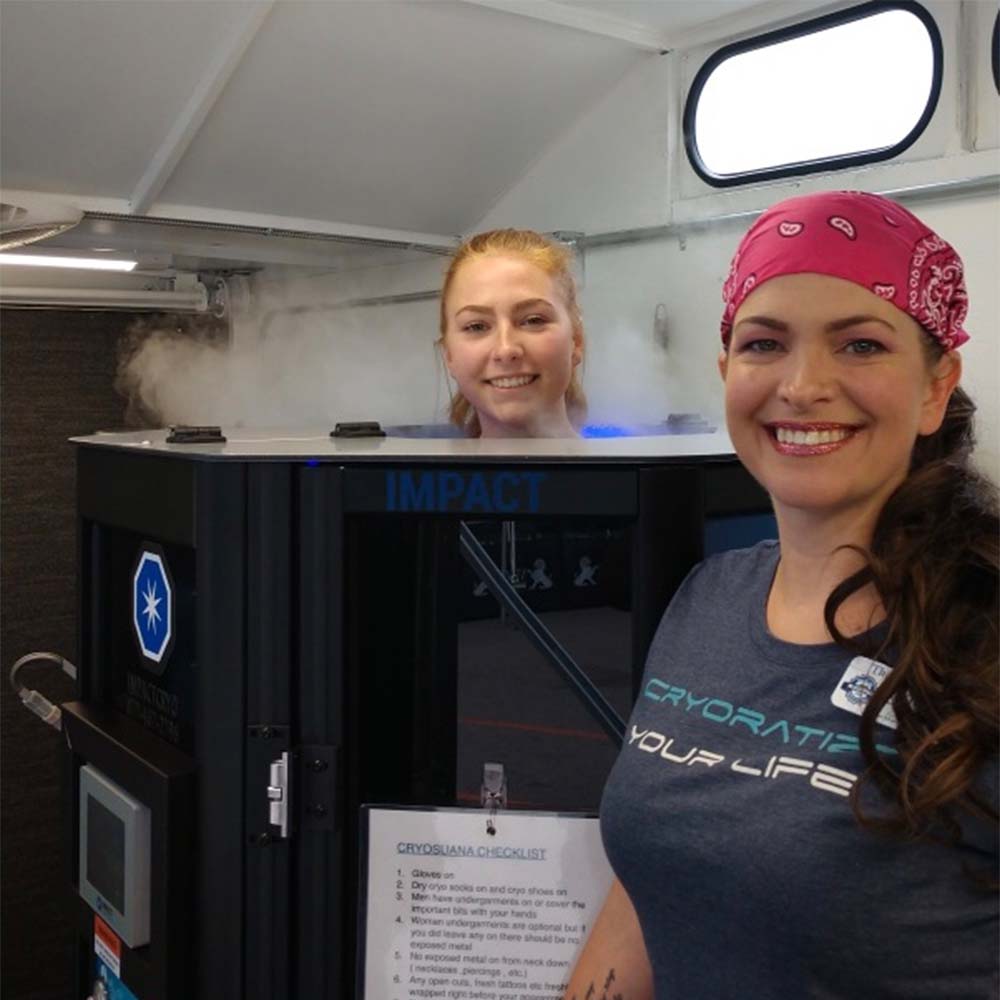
<box><xmin>455</xmin><ymin>790</ymin><xmax>538</xmax><ymax>808</ymax></box>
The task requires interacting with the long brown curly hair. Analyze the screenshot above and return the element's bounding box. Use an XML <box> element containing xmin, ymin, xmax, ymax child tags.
<box><xmin>437</xmin><ymin>229</ymin><xmax>587</xmax><ymax>437</ymax></box>
<box><xmin>824</xmin><ymin>343</ymin><xmax>998</xmax><ymax>856</ymax></box>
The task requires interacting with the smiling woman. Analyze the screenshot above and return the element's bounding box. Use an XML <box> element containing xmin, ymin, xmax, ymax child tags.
<box><xmin>722</xmin><ymin>272</ymin><xmax>959</xmax><ymax>524</ymax></box>
<box><xmin>568</xmin><ymin>191</ymin><xmax>998</xmax><ymax>1000</ymax></box>
<box><xmin>438</xmin><ymin>229</ymin><xmax>586</xmax><ymax>438</ymax></box>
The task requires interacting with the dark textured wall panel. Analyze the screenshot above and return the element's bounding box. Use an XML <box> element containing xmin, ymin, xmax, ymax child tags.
<box><xmin>1</xmin><ymin>309</ymin><xmax>146</xmax><ymax>1000</ymax></box>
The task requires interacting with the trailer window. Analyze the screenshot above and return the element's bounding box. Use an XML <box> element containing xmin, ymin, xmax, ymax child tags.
<box><xmin>684</xmin><ymin>2</ymin><xmax>942</xmax><ymax>187</ymax></box>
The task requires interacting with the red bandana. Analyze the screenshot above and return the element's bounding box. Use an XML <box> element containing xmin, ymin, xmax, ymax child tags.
<box><xmin>720</xmin><ymin>191</ymin><xmax>969</xmax><ymax>350</ymax></box>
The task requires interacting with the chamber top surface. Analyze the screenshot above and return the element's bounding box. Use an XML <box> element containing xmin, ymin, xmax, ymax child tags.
<box><xmin>71</xmin><ymin>426</ymin><xmax>736</xmax><ymax>463</ymax></box>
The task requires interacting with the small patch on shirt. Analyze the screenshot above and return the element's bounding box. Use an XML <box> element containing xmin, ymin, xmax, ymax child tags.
<box><xmin>831</xmin><ymin>656</ymin><xmax>897</xmax><ymax>729</ymax></box>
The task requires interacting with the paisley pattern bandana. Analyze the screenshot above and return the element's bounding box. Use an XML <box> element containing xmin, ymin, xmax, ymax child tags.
<box><xmin>720</xmin><ymin>191</ymin><xmax>969</xmax><ymax>350</ymax></box>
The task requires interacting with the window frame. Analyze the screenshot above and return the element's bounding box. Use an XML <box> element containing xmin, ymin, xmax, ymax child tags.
<box><xmin>992</xmin><ymin>8</ymin><xmax>999</xmax><ymax>96</ymax></box>
<box><xmin>681</xmin><ymin>0</ymin><xmax>944</xmax><ymax>188</ymax></box>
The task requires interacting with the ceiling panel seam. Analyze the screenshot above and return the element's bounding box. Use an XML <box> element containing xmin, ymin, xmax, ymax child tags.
<box><xmin>662</xmin><ymin>0</ymin><xmax>841</xmax><ymax>51</ymax></box>
<box><xmin>128</xmin><ymin>1</ymin><xmax>276</xmax><ymax>215</ymax></box>
<box><xmin>455</xmin><ymin>0</ymin><xmax>671</xmax><ymax>51</ymax></box>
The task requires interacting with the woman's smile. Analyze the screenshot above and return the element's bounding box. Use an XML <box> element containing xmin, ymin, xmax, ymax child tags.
<box><xmin>484</xmin><ymin>373</ymin><xmax>539</xmax><ymax>389</ymax></box>
<box><xmin>764</xmin><ymin>421</ymin><xmax>864</xmax><ymax>456</ymax></box>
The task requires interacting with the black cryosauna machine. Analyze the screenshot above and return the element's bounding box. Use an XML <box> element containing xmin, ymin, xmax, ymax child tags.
<box><xmin>63</xmin><ymin>424</ymin><xmax>771</xmax><ymax>1000</ymax></box>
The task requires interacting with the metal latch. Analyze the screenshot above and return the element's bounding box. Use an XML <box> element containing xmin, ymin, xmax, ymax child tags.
<box><xmin>267</xmin><ymin>751</ymin><xmax>291</xmax><ymax>839</ymax></box>
<box><xmin>265</xmin><ymin>744</ymin><xmax>337</xmax><ymax>841</ymax></box>
<box><xmin>481</xmin><ymin>761</ymin><xmax>507</xmax><ymax>836</ymax></box>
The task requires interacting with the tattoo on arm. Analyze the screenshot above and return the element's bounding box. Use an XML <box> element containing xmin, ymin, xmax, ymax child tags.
<box><xmin>582</xmin><ymin>969</ymin><xmax>621</xmax><ymax>1000</ymax></box>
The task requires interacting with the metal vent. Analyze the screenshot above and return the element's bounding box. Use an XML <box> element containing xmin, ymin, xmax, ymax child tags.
<box><xmin>0</xmin><ymin>199</ymin><xmax>83</xmax><ymax>252</ymax></box>
<box><xmin>82</xmin><ymin>211</ymin><xmax>457</xmax><ymax>255</ymax></box>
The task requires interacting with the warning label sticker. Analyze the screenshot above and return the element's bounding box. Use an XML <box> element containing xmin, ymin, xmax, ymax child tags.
<box><xmin>94</xmin><ymin>915</ymin><xmax>121</xmax><ymax>978</ymax></box>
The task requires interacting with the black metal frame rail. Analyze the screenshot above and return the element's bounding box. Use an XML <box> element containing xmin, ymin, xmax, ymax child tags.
<box><xmin>458</xmin><ymin>521</ymin><xmax>626</xmax><ymax>747</ymax></box>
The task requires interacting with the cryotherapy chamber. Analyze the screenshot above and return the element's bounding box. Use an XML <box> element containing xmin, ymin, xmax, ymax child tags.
<box><xmin>63</xmin><ymin>424</ymin><xmax>771</xmax><ymax>1000</ymax></box>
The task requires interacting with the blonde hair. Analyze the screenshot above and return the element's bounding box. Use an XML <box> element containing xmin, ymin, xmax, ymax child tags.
<box><xmin>438</xmin><ymin>229</ymin><xmax>587</xmax><ymax>437</ymax></box>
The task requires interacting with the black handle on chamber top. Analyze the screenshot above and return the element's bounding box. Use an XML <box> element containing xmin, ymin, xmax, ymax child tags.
<box><xmin>458</xmin><ymin>521</ymin><xmax>626</xmax><ymax>748</ymax></box>
<box><xmin>166</xmin><ymin>425</ymin><xmax>227</xmax><ymax>444</ymax></box>
<box><xmin>330</xmin><ymin>421</ymin><xmax>385</xmax><ymax>438</ymax></box>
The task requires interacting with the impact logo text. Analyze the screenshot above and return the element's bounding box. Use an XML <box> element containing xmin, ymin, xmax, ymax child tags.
<box><xmin>385</xmin><ymin>470</ymin><xmax>547</xmax><ymax>513</ymax></box>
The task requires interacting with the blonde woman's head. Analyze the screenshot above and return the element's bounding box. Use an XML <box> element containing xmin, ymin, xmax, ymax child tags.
<box><xmin>439</xmin><ymin>229</ymin><xmax>586</xmax><ymax>438</ymax></box>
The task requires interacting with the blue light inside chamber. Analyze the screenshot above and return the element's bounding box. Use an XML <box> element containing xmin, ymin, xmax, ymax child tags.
<box><xmin>580</xmin><ymin>424</ymin><xmax>631</xmax><ymax>438</ymax></box>
<box><xmin>304</xmin><ymin>459</ymin><xmax>321</xmax><ymax>467</ymax></box>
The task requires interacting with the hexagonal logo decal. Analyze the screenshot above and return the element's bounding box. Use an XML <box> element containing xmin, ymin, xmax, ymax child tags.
<box><xmin>132</xmin><ymin>546</ymin><xmax>174</xmax><ymax>672</ymax></box>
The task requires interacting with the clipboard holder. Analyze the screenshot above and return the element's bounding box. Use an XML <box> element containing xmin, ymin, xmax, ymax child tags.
<box><xmin>480</xmin><ymin>761</ymin><xmax>507</xmax><ymax>836</ymax></box>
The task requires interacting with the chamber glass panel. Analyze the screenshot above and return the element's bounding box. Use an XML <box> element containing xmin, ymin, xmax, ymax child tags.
<box><xmin>456</xmin><ymin>518</ymin><xmax>632</xmax><ymax>813</ymax></box>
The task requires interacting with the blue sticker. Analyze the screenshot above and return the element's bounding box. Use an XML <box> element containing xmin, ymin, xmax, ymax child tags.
<box><xmin>132</xmin><ymin>547</ymin><xmax>174</xmax><ymax>669</ymax></box>
<box><xmin>93</xmin><ymin>958</ymin><xmax>140</xmax><ymax>1000</ymax></box>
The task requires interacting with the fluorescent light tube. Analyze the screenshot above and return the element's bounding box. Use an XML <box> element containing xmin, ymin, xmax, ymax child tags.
<box><xmin>0</xmin><ymin>252</ymin><xmax>137</xmax><ymax>272</ymax></box>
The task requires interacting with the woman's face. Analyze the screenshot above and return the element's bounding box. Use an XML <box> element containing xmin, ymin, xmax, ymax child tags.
<box><xmin>442</xmin><ymin>254</ymin><xmax>582</xmax><ymax>438</ymax></box>
<box><xmin>720</xmin><ymin>273</ymin><xmax>960</xmax><ymax>524</ymax></box>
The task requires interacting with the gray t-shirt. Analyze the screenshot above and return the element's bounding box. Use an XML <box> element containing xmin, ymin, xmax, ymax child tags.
<box><xmin>601</xmin><ymin>541</ymin><xmax>998</xmax><ymax>999</ymax></box>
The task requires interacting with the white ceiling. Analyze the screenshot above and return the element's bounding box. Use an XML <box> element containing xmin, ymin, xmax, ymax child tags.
<box><xmin>1</xmin><ymin>0</ymin><xmax>774</xmax><ymax>267</ymax></box>
<box><xmin>570</xmin><ymin>0</ymin><xmax>771</xmax><ymax>35</ymax></box>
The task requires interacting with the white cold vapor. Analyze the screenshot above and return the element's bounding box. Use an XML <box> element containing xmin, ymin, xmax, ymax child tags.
<box><xmin>582</xmin><ymin>318</ymin><xmax>673</xmax><ymax>427</ymax></box>
<box><xmin>114</xmin><ymin>245</ymin><xmax>722</xmax><ymax>436</ymax></box>
<box><xmin>573</xmin><ymin>238</ymin><xmax>729</xmax><ymax>431</ymax></box>
<box><xmin>116</xmin><ymin>271</ymin><xmax>448</xmax><ymax>429</ymax></box>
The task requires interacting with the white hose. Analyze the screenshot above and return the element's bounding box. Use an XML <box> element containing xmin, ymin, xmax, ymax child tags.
<box><xmin>9</xmin><ymin>651</ymin><xmax>77</xmax><ymax>731</ymax></box>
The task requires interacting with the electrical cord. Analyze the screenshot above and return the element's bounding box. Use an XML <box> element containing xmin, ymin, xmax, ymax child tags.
<box><xmin>9</xmin><ymin>651</ymin><xmax>77</xmax><ymax>731</ymax></box>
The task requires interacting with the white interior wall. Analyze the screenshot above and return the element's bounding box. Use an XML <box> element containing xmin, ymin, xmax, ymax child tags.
<box><xmin>331</xmin><ymin>28</ymin><xmax>997</xmax><ymax>481</ymax></box>
<box><xmin>273</xmin><ymin>51</ymin><xmax>675</xmax><ymax>430</ymax></box>
<box><xmin>286</xmin><ymin>3</ymin><xmax>998</xmax><ymax>478</ymax></box>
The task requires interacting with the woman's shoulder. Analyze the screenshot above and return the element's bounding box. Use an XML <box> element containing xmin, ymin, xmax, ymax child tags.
<box><xmin>667</xmin><ymin>539</ymin><xmax>779</xmax><ymax>614</ymax></box>
<box><xmin>687</xmin><ymin>539</ymin><xmax>779</xmax><ymax>590</ymax></box>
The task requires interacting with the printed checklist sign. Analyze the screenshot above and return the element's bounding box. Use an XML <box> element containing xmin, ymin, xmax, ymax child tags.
<box><xmin>361</xmin><ymin>807</ymin><xmax>613</xmax><ymax>1000</ymax></box>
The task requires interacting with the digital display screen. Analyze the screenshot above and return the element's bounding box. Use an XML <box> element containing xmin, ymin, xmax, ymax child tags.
<box><xmin>87</xmin><ymin>796</ymin><xmax>125</xmax><ymax>913</ymax></box>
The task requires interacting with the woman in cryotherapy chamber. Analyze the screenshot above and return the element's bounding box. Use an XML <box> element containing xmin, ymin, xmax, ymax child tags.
<box><xmin>438</xmin><ymin>228</ymin><xmax>586</xmax><ymax>438</ymax></box>
<box><xmin>564</xmin><ymin>191</ymin><xmax>999</xmax><ymax>999</ymax></box>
